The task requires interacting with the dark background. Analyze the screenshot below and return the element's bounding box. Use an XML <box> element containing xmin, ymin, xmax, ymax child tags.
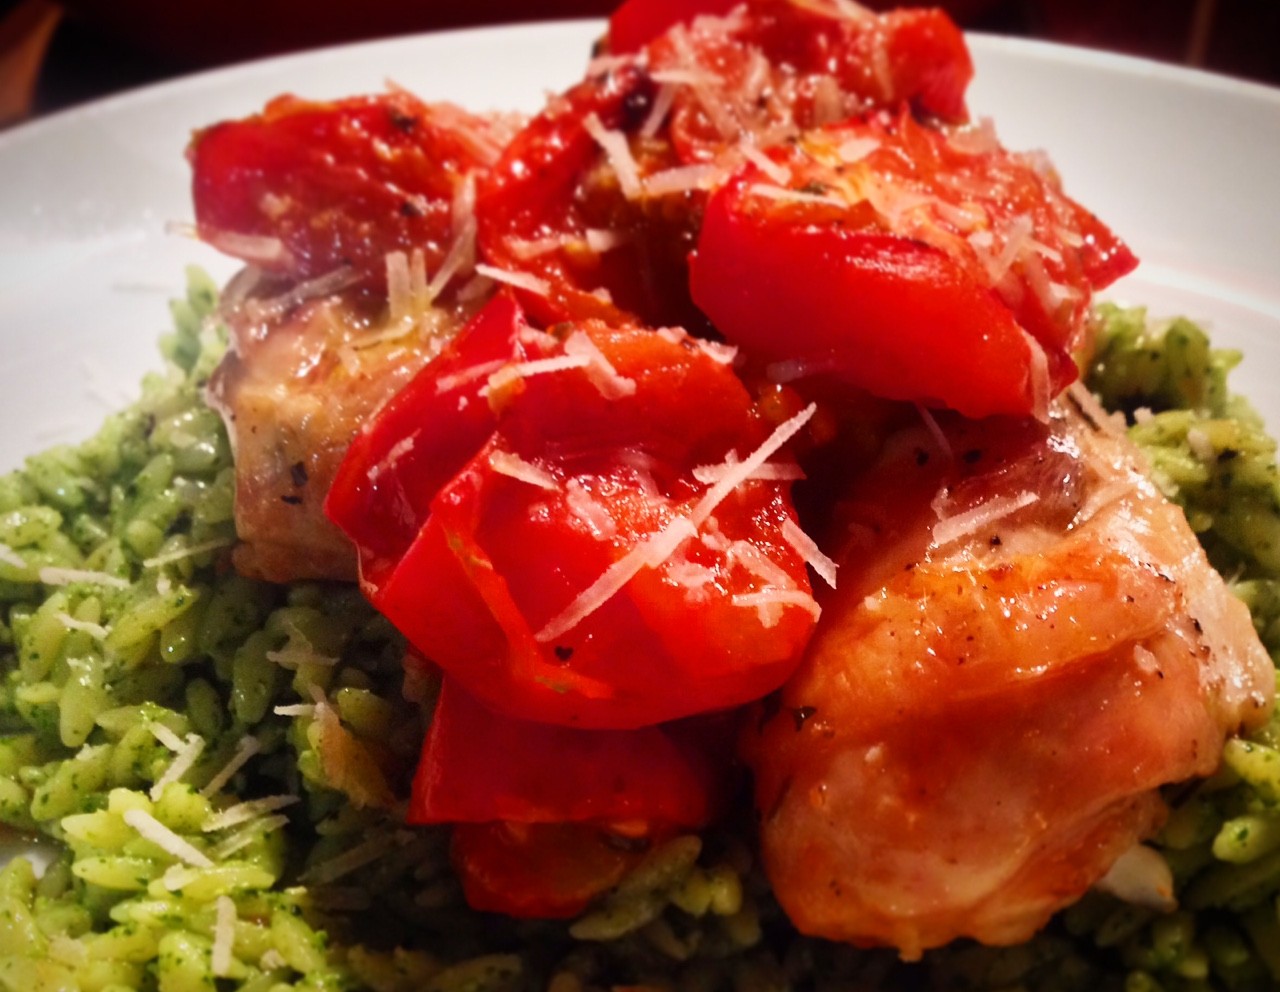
<box><xmin>2</xmin><ymin>0</ymin><xmax>1277</xmax><ymax>126</ymax></box>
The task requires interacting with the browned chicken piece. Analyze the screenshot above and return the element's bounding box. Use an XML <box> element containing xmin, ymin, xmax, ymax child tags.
<box><xmin>208</xmin><ymin>279</ymin><xmax>477</xmax><ymax>583</ymax></box>
<box><xmin>741</xmin><ymin>385</ymin><xmax>1274</xmax><ymax>960</ymax></box>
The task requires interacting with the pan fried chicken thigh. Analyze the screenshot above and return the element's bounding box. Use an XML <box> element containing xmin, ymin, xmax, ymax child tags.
<box><xmin>743</xmin><ymin>387</ymin><xmax>1274</xmax><ymax>959</ymax></box>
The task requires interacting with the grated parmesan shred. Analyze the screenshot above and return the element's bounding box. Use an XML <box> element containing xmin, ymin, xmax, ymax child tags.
<box><xmin>583</xmin><ymin>112</ymin><xmax>644</xmax><ymax>199</ymax></box>
<box><xmin>486</xmin><ymin>353</ymin><xmax>592</xmax><ymax>397</ymax></box>
<box><xmin>782</xmin><ymin>518</ymin><xmax>838</xmax><ymax>588</ymax></box>
<box><xmin>915</xmin><ymin>404</ymin><xmax>954</xmax><ymax>461</ymax></box>
<box><xmin>53</xmin><ymin>613</ymin><xmax>108</xmax><ymax>639</ymax></box>
<box><xmin>240</xmin><ymin>266</ymin><xmax>362</xmax><ymax>323</ymax></box>
<box><xmin>563</xmin><ymin>331</ymin><xmax>637</xmax><ymax>399</ymax></box>
<box><xmin>740</xmin><ymin>145</ymin><xmax>791</xmax><ymax>186</ymax></box>
<box><xmin>203</xmin><ymin>794</ymin><xmax>299</xmax><ymax>833</ymax></box>
<box><xmin>141</xmin><ymin>538</ymin><xmax>234</xmax><ymax>570</ymax></box>
<box><xmin>38</xmin><ymin>566</ymin><xmax>130</xmax><ymax>590</ymax></box>
<box><xmin>643</xmin><ymin>163</ymin><xmax>727</xmax><ymax>197</ymax></box>
<box><xmin>210</xmin><ymin>814</ymin><xmax>291</xmax><ymax>861</ymax></box>
<box><xmin>692</xmin><ymin>461</ymin><xmax>805</xmax><ymax>484</ymax></box>
<box><xmin>689</xmin><ymin>404</ymin><xmax>816</xmax><ymax>527</ymax></box>
<box><xmin>200</xmin><ymin>735</ymin><xmax>262</xmax><ymax>797</ymax></box>
<box><xmin>212</xmin><ymin>896</ymin><xmax>236</xmax><ymax>978</ymax></box>
<box><xmin>640</xmin><ymin>82</ymin><xmax>679</xmax><ymax>139</ymax></box>
<box><xmin>123</xmin><ymin>808</ymin><xmax>213</xmax><ymax>868</ymax></box>
<box><xmin>536</xmin><ymin>518</ymin><xmax>701</xmax><ymax>643</ymax></box>
<box><xmin>150</xmin><ymin>733</ymin><xmax>206</xmax><ymax>801</ymax></box>
<box><xmin>489</xmin><ymin>451</ymin><xmax>561</xmax><ymax>491</ymax></box>
<box><xmin>733</xmin><ymin>589</ymin><xmax>822</xmax><ymax>624</ymax></box>
<box><xmin>536</xmin><ymin>405</ymin><xmax>817</xmax><ymax>642</ymax></box>
<box><xmin>474</xmin><ymin>263</ymin><xmax>551</xmax><ymax>297</ymax></box>
<box><xmin>931</xmin><ymin>490</ymin><xmax>1039</xmax><ymax>548</ymax></box>
<box><xmin>149</xmin><ymin>723</ymin><xmax>187</xmax><ymax>753</ymax></box>
<box><xmin>0</xmin><ymin>543</ymin><xmax>28</xmax><ymax>569</ymax></box>
<box><xmin>301</xmin><ymin>832</ymin><xmax>399</xmax><ymax>885</ymax></box>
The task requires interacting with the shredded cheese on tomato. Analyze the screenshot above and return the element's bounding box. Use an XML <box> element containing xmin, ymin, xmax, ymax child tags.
<box><xmin>733</xmin><ymin>589</ymin><xmax>822</xmax><ymax>625</ymax></box>
<box><xmin>690</xmin><ymin>403</ymin><xmax>816</xmax><ymax>527</ymax></box>
<box><xmin>563</xmin><ymin>331</ymin><xmax>637</xmax><ymax>399</ymax></box>
<box><xmin>782</xmin><ymin>518</ymin><xmax>838</xmax><ymax>588</ymax></box>
<box><xmin>740</xmin><ymin>145</ymin><xmax>792</xmax><ymax>185</ymax></box>
<box><xmin>644</xmin><ymin>163</ymin><xmax>728</xmax><ymax>197</ymax></box>
<box><xmin>534</xmin><ymin>405</ymin><xmax>818</xmax><ymax>642</ymax></box>
<box><xmin>485</xmin><ymin>353</ymin><xmax>592</xmax><ymax>397</ymax></box>
<box><xmin>692</xmin><ymin>461</ymin><xmax>805</xmax><ymax>484</ymax></box>
<box><xmin>536</xmin><ymin>518</ymin><xmax>700</xmax><ymax>643</ymax></box>
<box><xmin>489</xmin><ymin>451</ymin><xmax>560</xmax><ymax>491</ymax></box>
<box><xmin>583</xmin><ymin>112</ymin><xmax>644</xmax><ymax>200</ymax></box>
<box><xmin>474</xmin><ymin>263</ymin><xmax>551</xmax><ymax>297</ymax></box>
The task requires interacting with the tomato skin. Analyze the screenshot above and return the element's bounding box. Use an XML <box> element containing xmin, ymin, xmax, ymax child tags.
<box><xmin>451</xmin><ymin>821</ymin><xmax>653</xmax><ymax>919</ymax></box>
<box><xmin>327</xmin><ymin>304</ymin><xmax>818</xmax><ymax>729</ymax></box>
<box><xmin>691</xmin><ymin>179</ymin><xmax>1043</xmax><ymax>418</ymax></box>
<box><xmin>408</xmin><ymin>679</ymin><xmax>728</xmax><ymax>826</ymax></box>
<box><xmin>689</xmin><ymin>112</ymin><xmax>1137</xmax><ymax>418</ymax></box>
<box><xmin>608</xmin><ymin>0</ymin><xmax>740</xmax><ymax>53</ymax></box>
<box><xmin>324</xmin><ymin>292</ymin><xmax>528</xmax><ymax>577</ymax></box>
<box><xmin>478</xmin><ymin>2</ymin><xmax>974</xmax><ymax>332</ymax></box>
<box><xmin>190</xmin><ymin>92</ymin><xmax>498</xmax><ymax>287</ymax></box>
<box><xmin>414</xmin><ymin>680</ymin><xmax>733</xmax><ymax>918</ymax></box>
<box><xmin>475</xmin><ymin>64</ymin><xmax>689</xmax><ymax>328</ymax></box>
<box><xmin>375</xmin><ymin>325</ymin><xmax>815</xmax><ymax>729</ymax></box>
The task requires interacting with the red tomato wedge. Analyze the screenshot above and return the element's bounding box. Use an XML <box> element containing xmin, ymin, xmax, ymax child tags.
<box><xmin>409</xmin><ymin>678</ymin><xmax>729</xmax><ymax>827</ymax></box>
<box><xmin>689</xmin><ymin>110</ymin><xmax>1137</xmax><ymax>418</ymax></box>
<box><xmin>474</xmin><ymin>64</ymin><xmax>700</xmax><ymax>329</ymax></box>
<box><xmin>326</xmin><ymin>298</ymin><xmax>818</xmax><ymax>729</ymax></box>
<box><xmin>189</xmin><ymin>92</ymin><xmax>505</xmax><ymax>288</ymax></box>
<box><xmin>451</xmin><ymin>822</ymin><xmax>656</xmax><ymax>919</ymax></box>
<box><xmin>652</xmin><ymin>0</ymin><xmax>973</xmax><ymax>164</ymax></box>
<box><xmin>415</xmin><ymin>679</ymin><xmax>733</xmax><ymax>918</ymax></box>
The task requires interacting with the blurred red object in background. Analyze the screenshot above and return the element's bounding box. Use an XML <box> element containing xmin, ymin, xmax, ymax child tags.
<box><xmin>57</xmin><ymin>0</ymin><xmax>1012</xmax><ymax>66</ymax></box>
<box><xmin>2</xmin><ymin>0</ymin><xmax>1276</xmax><ymax>125</ymax></box>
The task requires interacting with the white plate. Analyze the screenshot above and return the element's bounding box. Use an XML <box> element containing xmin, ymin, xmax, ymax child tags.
<box><xmin>1</xmin><ymin>21</ymin><xmax>1278</xmax><ymax>472</ymax></box>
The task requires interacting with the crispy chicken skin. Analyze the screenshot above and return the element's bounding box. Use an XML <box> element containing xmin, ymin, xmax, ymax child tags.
<box><xmin>742</xmin><ymin>386</ymin><xmax>1274</xmax><ymax>959</ymax></box>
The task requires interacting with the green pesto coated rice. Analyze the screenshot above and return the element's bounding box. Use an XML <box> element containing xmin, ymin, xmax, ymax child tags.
<box><xmin>0</xmin><ymin>277</ymin><xmax>1277</xmax><ymax>991</ymax></box>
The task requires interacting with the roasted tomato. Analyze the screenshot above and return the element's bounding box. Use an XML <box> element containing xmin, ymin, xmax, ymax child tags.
<box><xmin>190</xmin><ymin>91</ymin><xmax>508</xmax><ymax>288</ymax></box>
<box><xmin>652</xmin><ymin>0</ymin><xmax>972</xmax><ymax>164</ymax></box>
<box><xmin>476</xmin><ymin>0</ymin><xmax>973</xmax><ymax>329</ymax></box>
<box><xmin>451</xmin><ymin>821</ymin><xmax>658</xmax><ymax>919</ymax></box>
<box><xmin>409</xmin><ymin>678</ymin><xmax>730</xmax><ymax>826</ymax></box>
<box><xmin>326</xmin><ymin>296</ymin><xmax>818</xmax><ymax>729</ymax></box>
<box><xmin>415</xmin><ymin>679</ymin><xmax>734</xmax><ymax>918</ymax></box>
<box><xmin>689</xmin><ymin>110</ymin><xmax>1137</xmax><ymax>419</ymax></box>
<box><xmin>474</xmin><ymin>64</ymin><xmax>701</xmax><ymax>329</ymax></box>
